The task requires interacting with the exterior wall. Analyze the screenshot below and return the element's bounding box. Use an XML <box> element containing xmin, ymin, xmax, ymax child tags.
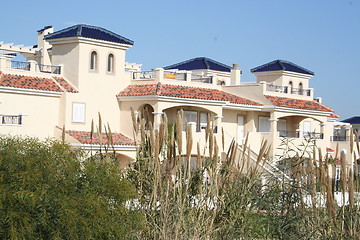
<box><xmin>55</xmin><ymin>41</ymin><xmax>130</xmax><ymax>133</ymax></box>
<box><xmin>0</xmin><ymin>92</ymin><xmax>60</xmax><ymax>138</ymax></box>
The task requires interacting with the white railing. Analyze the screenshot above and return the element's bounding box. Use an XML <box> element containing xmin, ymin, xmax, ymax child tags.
<box><xmin>266</xmin><ymin>83</ymin><xmax>312</xmax><ymax>96</ymax></box>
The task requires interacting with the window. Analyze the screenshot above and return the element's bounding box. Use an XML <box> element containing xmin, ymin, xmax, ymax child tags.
<box><xmin>258</xmin><ymin>116</ymin><xmax>270</xmax><ymax>132</ymax></box>
<box><xmin>90</xmin><ymin>51</ymin><xmax>97</xmax><ymax>70</ymax></box>
<box><xmin>72</xmin><ymin>103</ymin><xmax>85</xmax><ymax>123</ymax></box>
<box><xmin>107</xmin><ymin>54</ymin><xmax>114</xmax><ymax>73</ymax></box>
<box><xmin>298</xmin><ymin>82</ymin><xmax>303</xmax><ymax>95</ymax></box>
<box><xmin>303</xmin><ymin>121</ymin><xmax>311</xmax><ymax>136</ymax></box>
<box><xmin>183</xmin><ymin>110</ymin><xmax>210</xmax><ymax>132</ymax></box>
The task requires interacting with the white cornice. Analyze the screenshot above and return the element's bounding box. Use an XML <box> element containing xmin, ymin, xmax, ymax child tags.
<box><xmin>253</xmin><ymin>70</ymin><xmax>312</xmax><ymax>79</ymax></box>
<box><xmin>46</xmin><ymin>37</ymin><xmax>132</xmax><ymax>50</ymax></box>
<box><xmin>117</xmin><ymin>95</ymin><xmax>227</xmax><ymax>106</ymax></box>
<box><xmin>273</xmin><ymin>106</ymin><xmax>331</xmax><ymax>116</ymax></box>
<box><xmin>0</xmin><ymin>86</ymin><xmax>62</xmax><ymax>97</ymax></box>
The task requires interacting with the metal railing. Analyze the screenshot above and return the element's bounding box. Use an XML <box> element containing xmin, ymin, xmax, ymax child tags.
<box><xmin>38</xmin><ymin>64</ymin><xmax>61</xmax><ymax>74</ymax></box>
<box><xmin>266</xmin><ymin>84</ymin><xmax>311</xmax><ymax>96</ymax></box>
<box><xmin>278</xmin><ymin>130</ymin><xmax>299</xmax><ymax>138</ymax></box>
<box><xmin>304</xmin><ymin>132</ymin><xmax>324</xmax><ymax>139</ymax></box>
<box><xmin>330</xmin><ymin>136</ymin><xmax>348</xmax><ymax>142</ymax></box>
<box><xmin>291</xmin><ymin>87</ymin><xmax>311</xmax><ymax>96</ymax></box>
<box><xmin>0</xmin><ymin>115</ymin><xmax>22</xmax><ymax>125</ymax></box>
<box><xmin>267</xmin><ymin>84</ymin><xmax>288</xmax><ymax>93</ymax></box>
<box><xmin>9</xmin><ymin>61</ymin><xmax>30</xmax><ymax>71</ymax></box>
<box><xmin>132</xmin><ymin>71</ymin><xmax>156</xmax><ymax>80</ymax></box>
<box><xmin>191</xmin><ymin>74</ymin><xmax>212</xmax><ymax>83</ymax></box>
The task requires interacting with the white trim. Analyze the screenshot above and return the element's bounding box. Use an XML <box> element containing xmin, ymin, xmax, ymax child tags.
<box><xmin>46</xmin><ymin>37</ymin><xmax>132</xmax><ymax>50</ymax></box>
<box><xmin>253</xmin><ymin>70</ymin><xmax>312</xmax><ymax>79</ymax></box>
<box><xmin>0</xmin><ymin>86</ymin><xmax>62</xmax><ymax>97</ymax></box>
<box><xmin>271</xmin><ymin>106</ymin><xmax>331</xmax><ymax>116</ymax></box>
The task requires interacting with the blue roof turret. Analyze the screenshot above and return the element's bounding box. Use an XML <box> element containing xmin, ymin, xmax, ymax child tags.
<box><xmin>44</xmin><ymin>24</ymin><xmax>134</xmax><ymax>45</ymax></box>
<box><xmin>251</xmin><ymin>60</ymin><xmax>314</xmax><ymax>76</ymax></box>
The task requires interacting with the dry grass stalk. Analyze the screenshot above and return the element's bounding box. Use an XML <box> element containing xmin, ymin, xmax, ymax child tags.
<box><xmin>140</xmin><ymin>119</ymin><xmax>146</xmax><ymax>143</ymax></box>
<box><xmin>222</xmin><ymin>127</ymin><xmax>225</xmax><ymax>152</ymax></box>
<box><xmin>340</xmin><ymin>151</ymin><xmax>347</xmax><ymax>202</ymax></box>
<box><xmin>176</xmin><ymin>110</ymin><xmax>183</xmax><ymax>154</ymax></box>
<box><xmin>90</xmin><ymin>120</ymin><xmax>94</xmax><ymax>140</ymax></box>
<box><xmin>206</xmin><ymin>113</ymin><xmax>211</xmax><ymax>142</ymax></box>
<box><xmin>197</xmin><ymin>142</ymin><xmax>202</xmax><ymax>169</ymax></box>
<box><xmin>214</xmin><ymin>137</ymin><xmax>219</xmax><ymax>164</ymax></box>
<box><xmin>349</xmin><ymin>168</ymin><xmax>355</xmax><ymax>207</ymax></box>
<box><xmin>209</xmin><ymin>130</ymin><xmax>214</xmax><ymax>158</ymax></box>
<box><xmin>350</xmin><ymin>129</ymin><xmax>354</xmax><ymax>153</ymax></box>
<box><xmin>98</xmin><ymin>112</ymin><xmax>102</xmax><ymax>134</ymax></box>
<box><xmin>130</xmin><ymin>107</ymin><xmax>138</xmax><ymax>135</ymax></box>
<box><xmin>149</xmin><ymin>123</ymin><xmax>155</xmax><ymax>158</ymax></box>
<box><xmin>61</xmin><ymin>124</ymin><xmax>65</xmax><ymax>144</ymax></box>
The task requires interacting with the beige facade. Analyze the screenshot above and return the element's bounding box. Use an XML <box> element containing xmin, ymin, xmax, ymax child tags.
<box><xmin>0</xmin><ymin>24</ymin><xmax>356</xmax><ymax>172</ymax></box>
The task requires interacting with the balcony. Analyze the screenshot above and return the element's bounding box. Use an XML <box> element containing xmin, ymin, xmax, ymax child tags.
<box><xmin>0</xmin><ymin>59</ymin><xmax>61</xmax><ymax>75</ymax></box>
<box><xmin>278</xmin><ymin>130</ymin><xmax>299</xmax><ymax>138</ymax></box>
<box><xmin>0</xmin><ymin>115</ymin><xmax>22</xmax><ymax>125</ymax></box>
<box><xmin>266</xmin><ymin>83</ymin><xmax>312</xmax><ymax>96</ymax></box>
<box><xmin>131</xmin><ymin>69</ymin><xmax>213</xmax><ymax>84</ymax></box>
<box><xmin>304</xmin><ymin>132</ymin><xmax>324</xmax><ymax>139</ymax></box>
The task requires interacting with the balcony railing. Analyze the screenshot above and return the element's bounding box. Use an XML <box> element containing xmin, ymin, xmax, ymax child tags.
<box><xmin>9</xmin><ymin>60</ymin><xmax>30</xmax><ymax>71</ymax></box>
<box><xmin>331</xmin><ymin>136</ymin><xmax>348</xmax><ymax>142</ymax></box>
<box><xmin>0</xmin><ymin>115</ymin><xmax>22</xmax><ymax>125</ymax></box>
<box><xmin>278</xmin><ymin>130</ymin><xmax>299</xmax><ymax>138</ymax></box>
<box><xmin>304</xmin><ymin>132</ymin><xmax>324</xmax><ymax>139</ymax></box>
<box><xmin>37</xmin><ymin>64</ymin><xmax>61</xmax><ymax>74</ymax></box>
<box><xmin>132</xmin><ymin>70</ymin><xmax>156</xmax><ymax>80</ymax></box>
<box><xmin>191</xmin><ymin>74</ymin><xmax>212</xmax><ymax>83</ymax></box>
<box><xmin>4</xmin><ymin>60</ymin><xmax>61</xmax><ymax>74</ymax></box>
<box><xmin>267</xmin><ymin>84</ymin><xmax>288</xmax><ymax>93</ymax></box>
<box><xmin>291</xmin><ymin>87</ymin><xmax>311</xmax><ymax>96</ymax></box>
<box><xmin>266</xmin><ymin>84</ymin><xmax>311</xmax><ymax>96</ymax></box>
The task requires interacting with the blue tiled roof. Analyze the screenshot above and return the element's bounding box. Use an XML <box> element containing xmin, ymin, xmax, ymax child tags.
<box><xmin>251</xmin><ymin>60</ymin><xmax>314</xmax><ymax>75</ymax></box>
<box><xmin>164</xmin><ymin>57</ymin><xmax>231</xmax><ymax>72</ymax></box>
<box><xmin>44</xmin><ymin>24</ymin><xmax>134</xmax><ymax>45</ymax></box>
<box><xmin>341</xmin><ymin>116</ymin><xmax>360</xmax><ymax>124</ymax></box>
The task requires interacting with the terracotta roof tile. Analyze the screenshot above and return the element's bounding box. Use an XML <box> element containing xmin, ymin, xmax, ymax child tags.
<box><xmin>265</xmin><ymin>95</ymin><xmax>334</xmax><ymax>113</ymax></box>
<box><xmin>0</xmin><ymin>72</ymin><xmax>63</xmax><ymax>92</ymax></box>
<box><xmin>329</xmin><ymin>112</ymin><xmax>340</xmax><ymax>119</ymax></box>
<box><xmin>118</xmin><ymin>83</ymin><xmax>262</xmax><ymax>106</ymax></box>
<box><xmin>65</xmin><ymin>129</ymin><xmax>135</xmax><ymax>146</ymax></box>
<box><xmin>53</xmin><ymin>77</ymin><xmax>78</xmax><ymax>93</ymax></box>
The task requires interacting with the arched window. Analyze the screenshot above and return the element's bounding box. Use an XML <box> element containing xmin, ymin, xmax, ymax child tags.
<box><xmin>107</xmin><ymin>54</ymin><xmax>114</xmax><ymax>73</ymax></box>
<box><xmin>90</xmin><ymin>51</ymin><xmax>97</xmax><ymax>71</ymax></box>
<box><xmin>298</xmin><ymin>82</ymin><xmax>303</xmax><ymax>95</ymax></box>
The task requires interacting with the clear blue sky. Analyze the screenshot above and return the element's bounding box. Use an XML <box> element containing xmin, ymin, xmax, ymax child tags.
<box><xmin>1</xmin><ymin>0</ymin><xmax>359</xmax><ymax>119</ymax></box>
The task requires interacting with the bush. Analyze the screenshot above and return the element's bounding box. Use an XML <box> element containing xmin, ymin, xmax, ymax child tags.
<box><xmin>0</xmin><ymin>136</ymin><xmax>143</xmax><ymax>239</ymax></box>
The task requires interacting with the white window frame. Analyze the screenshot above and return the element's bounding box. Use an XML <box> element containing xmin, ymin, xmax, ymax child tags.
<box><xmin>90</xmin><ymin>51</ymin><xmax>97</xmax><ymax>71</ymax></box>
<box><xmin>72</xmin><ymin>103</ymin><xmax>86</xmax><ymax>123</ymax></box>
<box><xmin>258</xmin><ymin>116</ymin><xmax>270</xmax><ymax>133</ymax></box>
<box><xmin>107</xmin><ymin>53</ymin><xmax>114</xmax><ymax>73</ymax></box>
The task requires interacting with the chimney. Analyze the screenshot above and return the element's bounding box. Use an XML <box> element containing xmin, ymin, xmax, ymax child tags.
<box><xmin>315</xmin><ymin>97</ymin><xmax>322</xmax><ymax>103</ymax></box>
<box><xmin>37</xmin><ymin>26</ymin><xmax>53</xmax><ymax>65</ymax></box>
<box><xmin>230</xmin><ymin>64</ymin><xmax>241</xmax><ymax>85</ymax></box>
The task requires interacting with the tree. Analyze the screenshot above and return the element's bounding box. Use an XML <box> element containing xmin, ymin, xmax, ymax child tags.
<box><xmin>0</xmin><ymin>136</ymin><xmax>143</xmax><ymax>239</ymax></box>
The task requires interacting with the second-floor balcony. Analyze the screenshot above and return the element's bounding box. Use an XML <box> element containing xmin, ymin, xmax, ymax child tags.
<box><xmin>0</xmin><ymin>59</ymin><xmax>61</xmax><ymax>75</ymax></box>
<box><xmin>131</xmin><ymin>69</ymin><xmax>213</xmax><ymax>84</ymax></box>
<box><xmin>278</xmin><ymin>130</ymin><xmax>324</xmax><ymax>139</ymax></box>
<box><xmin>266</xmin><ymin>83</ymin><xmax>312</xmax><ymax>97</ymax></box>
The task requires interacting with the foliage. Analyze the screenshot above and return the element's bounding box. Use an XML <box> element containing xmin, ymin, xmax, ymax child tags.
<box><xmin>127</xmin><ymin>108</ymin><xmax>360</xmax><ymax>239</ymax></box>
<box><xmin>0</xmin><ymin>136</ymin><xmax>143</xmax><ymax>240</ymax></box>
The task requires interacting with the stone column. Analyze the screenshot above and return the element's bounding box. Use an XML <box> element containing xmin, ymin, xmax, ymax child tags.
<box><xmin>155</xmin><ymin>68</ymin><xmax>164</xmax><ymax>82</ymax></box>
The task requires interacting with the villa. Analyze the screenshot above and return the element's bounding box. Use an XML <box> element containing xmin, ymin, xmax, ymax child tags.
<box><xmin>0</xmin><ymin>24</ymin><xmax>356</xmax><ymax>171</ymax></box>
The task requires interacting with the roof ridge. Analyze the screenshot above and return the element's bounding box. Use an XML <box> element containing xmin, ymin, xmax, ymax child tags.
<box><xmin>156</xmin><ymin>82</ymin><xmax>162</xmax><ymax>95</ymax></box>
